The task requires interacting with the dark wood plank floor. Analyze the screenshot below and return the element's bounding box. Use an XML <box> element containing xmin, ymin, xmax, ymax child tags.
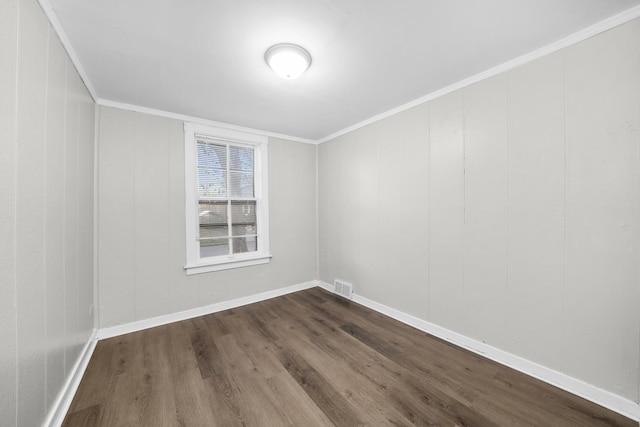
<box><xmin>63</xmin><ymin>287</ymin><xmax>636</xmax><ymax>426</ymax></box>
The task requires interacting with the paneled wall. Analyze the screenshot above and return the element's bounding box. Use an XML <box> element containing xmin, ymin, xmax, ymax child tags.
<box><xmin>0</xmin><ymin>0</ymin><xmax>96</xmax><ymax>426</ymax></box>
<box><xmin>319</xmin><ymin>20</ymin><xmax>640</xmax><ymax>402</ymax></box>
<box><xmin>97</xmin><ymin>106</ymin><xmax>317</xmax><ymax>327</ymax></box>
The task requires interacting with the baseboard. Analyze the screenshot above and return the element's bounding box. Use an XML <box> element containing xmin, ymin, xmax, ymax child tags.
<box><xmin>317</xmin><ymin>280</ymin><xmax>333</xmax><ymax>293</ymax></box>
<box><xmin>317</xmin><ymin>281</ymin><xmax>640</xmax><ymax>422</ymax></box>
<box><xmin>97</xmin><ymin>280</ymin><xmax>319</xmax><ymax>340</ymax></box>
<box><xmin>44</xmin><ymin>328</ymin><xmax>99</xmax><ymax>427</ymax></box>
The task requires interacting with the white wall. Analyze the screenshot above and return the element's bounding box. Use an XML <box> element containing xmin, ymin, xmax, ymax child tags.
<box><xmin>319</xmin><ymin>19</ymin><xmax>640</xmax><ymax>403</ymax></box>
<box><xmin>1</xmin><ymin>0</ymin><xmax>636</xmax><ymax>422</ymax></box>
<box><xmin>97</xmin><ymin>106</ymin><xmax>317</xmax><ymax>327</ymax></box>
<box><xmin>0</xmin><ymin>0</ymin><xmax>96</xmax><ymax>425</ymax></box>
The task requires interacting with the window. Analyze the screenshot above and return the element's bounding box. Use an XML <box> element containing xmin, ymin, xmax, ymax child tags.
<box><xmin>184</xmin><ymin>123</ymin><xmax>270</xmax><ymax>274</ymax></box>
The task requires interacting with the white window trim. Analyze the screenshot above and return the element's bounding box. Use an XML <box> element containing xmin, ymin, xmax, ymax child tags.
<box><xmin>184</xmin><ymin>122</ymin><xmax>271</xmax><ymax>275</ymax></box>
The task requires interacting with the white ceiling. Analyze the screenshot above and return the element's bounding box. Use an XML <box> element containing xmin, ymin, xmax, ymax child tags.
<box><xmin>48</xmin><ymin>0</ymin><xmax>640</xmax><ymax>141</ymax></box>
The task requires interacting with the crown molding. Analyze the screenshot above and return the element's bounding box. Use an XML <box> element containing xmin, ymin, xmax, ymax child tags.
<box><xmin>97</xmin><ymin>99</ymin><xmax>317</xmax><ymax>145</ymax></box>
<box><xmin>37</xmin><ymin>0</ymin><xmax>98</xmax><ymax>101</ymax></box>
<box><xmin>316</xmin><ymin>5</ymin><xmax>640</xmax><ymax>144</ymax></box>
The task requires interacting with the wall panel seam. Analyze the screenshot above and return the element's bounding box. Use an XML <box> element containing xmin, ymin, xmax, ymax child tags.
<box><xmin>505</xmin><ymin>74</ymin><xmax>510</xmax><ymax>344</ymax></box>
<box><xmin>12</xmin><ymin>0</ymin><xmax>21</xmax><ymax>424</ymax></box>
<box><xmin>61</xmin><ymin>54</ymin><xmax>68</xmax><ymax>380</ymax></box>
<box><xmin>637</xmin><ymin>39</ymin><xmax>640</xmax><ymax>403</ymax></box>
<box><xmin>461</xmin><ymin>88</ymin><xmax>467</xmax><ymax>333</ymax></box>
<box><xmin>42</xmin><ymin>22</ymin><xmax>51</xmax><ymax>415</ymax></box>
<box><xmin>133</xmin><ymin>118</ymin><xmax>137</xmax><ymax>321</ymax></box>
<box><xmin>94</xmin><ymin>106</ymin><xmax>100</xmax><ymax>329</ymax></box>
<box><xmin>315</xmin><ymin>143</ymin><xmax>319</xmax><ymax>280</ymax></box>
<box><xmin>425</xmin><ymin>103</ymin><xmax>431</xmax><ymax>319</ymax></box>
<box><xmin>560</xmin><ymin>49</ymin><xmax>569</xmax><ymax>375</ymax></box>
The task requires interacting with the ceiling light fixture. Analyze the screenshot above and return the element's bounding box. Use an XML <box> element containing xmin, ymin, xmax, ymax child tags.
<box><xmin>265</xmin><ymin>43</ymin><xmax>311</xmax><ymax>79</ymax></box>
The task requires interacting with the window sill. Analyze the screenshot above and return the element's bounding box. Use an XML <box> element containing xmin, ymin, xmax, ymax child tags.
<box><xmin>184</xmin><ymin>254</ymin><xmax>272</xmax><ymax>275</ymax></box>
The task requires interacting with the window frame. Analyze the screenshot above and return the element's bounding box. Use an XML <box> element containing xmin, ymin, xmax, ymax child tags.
<box><xmin>184</xmin><ymin>122</ymin><xmax>270</xmax><ymax>275</ymax></box>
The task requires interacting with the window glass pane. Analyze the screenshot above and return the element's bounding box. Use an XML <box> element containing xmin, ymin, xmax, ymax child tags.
<box><xmin>229</xmin><ymin>146</ymin><xmax>254</xmax><ymax>198</ymax></box>
<box><xmin>198</xmin><ymin>142</ymin><xmax>227</xmax><ymax>198</ymax></box>
<box><xmin>229</xmin><ymin>146</ymin><xmax>253</xmax><ymax>171</ymax></box>
<box><xmin>230</xmin><ymin>200</ymin><xmax>256</xmax><ymax>236</ymax></box>
<box><xmin>200</xmin><ymin>238</ymin><xmax>230</xmax><ymax>258</ymax></box>
<box><xmin>198</xmin><ymin>169</ymin><xmax>227</xmax><ymax>198</ymax></box>
<box><xmin>198</xmin><ymin>142</ymin><xmax>226</xmax><ymax>168</ymax></box>
<box><xmin>231</xmin><ymin>237</ymin><xmax>257</xmax><ymax>254</ymax></box>
<box><xmin>229</xmin><ymin>171</ymin><xmax>254</xmax><ymax>198</ymax></box>
<box><xmin>199</xmin><ymin>201</ymin><xmax>228</xmax><ymax>240</ymax></box>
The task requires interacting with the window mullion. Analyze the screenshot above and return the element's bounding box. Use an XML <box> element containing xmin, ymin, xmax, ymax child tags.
<box><xmin>195</xmin><ymin>143</ymin><xmax>202</xmax><ymax>249</ymax></box>
<box><xmin>226</xmin><ymin>144</ymin><xmax>232</xmax><ymax>255</ymax></box>
<box><xmin>254</xmin><ymin>151</ymin><xmax>259</xmax><ymax>247</ymax></box>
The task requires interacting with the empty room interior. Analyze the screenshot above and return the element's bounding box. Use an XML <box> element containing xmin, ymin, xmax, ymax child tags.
<box><xmin>2</xmin><ymin>0</ymin><xmax>640</xmax><ymax>426</ymax></box>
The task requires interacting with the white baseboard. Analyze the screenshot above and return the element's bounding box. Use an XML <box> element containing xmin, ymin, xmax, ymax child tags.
<box><xmin>317</xmin><ymin>280</ymin><xmax>333</xmax><ymax>293</ymax></box>
<box><xmin>97</xmin><ymin>280</ymin><xmax>318</xmax><ymax>340</ymax></box>
<box><xmin>44</xmin><ymin>328</ymin><xmax>99</xmax><ymax>427</ymax></box>
<box><xmin>317</xmin><ymin>281</ymin><xmax>639</xmax><ymax>422</ymax></box>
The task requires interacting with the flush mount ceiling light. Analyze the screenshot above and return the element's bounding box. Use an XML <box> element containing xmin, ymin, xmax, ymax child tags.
<box><xmin>265</xmin><ymin>43</ymin><xmax>312</xmax><ymax>79</ymax></box>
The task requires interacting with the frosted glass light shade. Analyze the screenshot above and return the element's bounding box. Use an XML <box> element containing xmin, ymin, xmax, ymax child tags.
<box><xmin>265</xmin><ymin>44</ymin><xmax>311</xmax><ymax>79</ymax></box>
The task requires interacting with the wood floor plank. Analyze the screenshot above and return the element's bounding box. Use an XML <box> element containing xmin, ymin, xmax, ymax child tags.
<box><xmin>139</xmin><ymin>328</ymin><xmax>180</xmax><ymax>427</ymax></box>
<box><xmin>104</xmin><ymin>329</ymin><xmax>149</xmax><ymax>425</ymax></box>
<box><xmin>62</xmin><ymin>288</ymin><xmax>637</xmax><ymax>427</ymax></box>
<box><xmin>172</xmin><ymin>366</ymin><xmax>219</xmax><ymax>426</ymax></box>
<box><xmin>277</xmin><ymin>347</ymin><xmax>366</xmax><ymax>426</ymax></box>
<box><xmin>191</xmin><ymin>318</ymin><xmax>247</xmax><ymax>425</ymax></box>
<box><xmin>222</xmin><ymin>305</ymin><xmax>287</xmax><ymax>379</ymax></box>
<box><xmin>265</xmin><ymin>371</ymin><xmax>336</xmax><ymax>427</ymax></box>
<box><xmin>215</xmin><ymin>333</ymin><xmax>301</xmax><ymax>426</ymax></box>
<box><xmin>274</xmin><ymin>295</ymin><xmax>496</xmax><ymax>426</ymax></box>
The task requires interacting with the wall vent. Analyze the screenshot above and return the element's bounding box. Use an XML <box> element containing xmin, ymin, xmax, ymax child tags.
<box><xmin>334</xmin><ymin>279</ymin><xmax>353</xmax><ymax>299</ymax></box>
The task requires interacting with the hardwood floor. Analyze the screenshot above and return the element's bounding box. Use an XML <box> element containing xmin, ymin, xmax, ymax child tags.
<box><xmin>62</xmin><ymin>287</ymin><xmax>636</xmax><ymax>426</ymax></box>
